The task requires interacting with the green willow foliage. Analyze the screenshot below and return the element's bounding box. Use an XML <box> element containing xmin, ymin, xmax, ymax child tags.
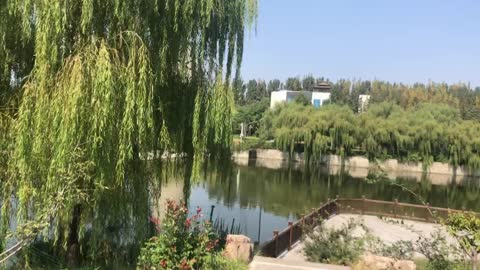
<box><xmin>262</xmin><ymin>102</ymin><xmax>480</xmax><ymax>171</ymax></box>
<box><xmin>0</xmin><ymin>0</ymin><xmax>257</xmax><ymax>259</ymax></box>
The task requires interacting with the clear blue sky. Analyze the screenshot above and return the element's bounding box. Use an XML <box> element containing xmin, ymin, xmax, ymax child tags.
<box><xmin>241</xmin><ymin>0</ymin><xmax>480</xmax><ymax>87</ymax></box>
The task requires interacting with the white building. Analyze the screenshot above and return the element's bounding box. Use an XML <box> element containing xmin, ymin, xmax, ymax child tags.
<box><xmin>270</xmin><ymin>90</ymin><xmax>331</xmax><ymax>108</ymax></box>
<box><xmin>358</xmin><ymin>94</ymin><xmax>371</xmax><ymax>113</ymax></box>
<box><xmin>312</xmin><ymin>92</ymin><xmax>331</xmax><ymax>107</ymax></box>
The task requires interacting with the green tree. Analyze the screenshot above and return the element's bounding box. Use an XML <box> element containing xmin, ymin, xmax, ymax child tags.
<box><xmin>257</xmin><ymin>80</ymin><xmax>268</xmax><ymax>98</ymax></box>
<box><xmin>0</xmin><ymin>0</ymin><xmax>257</xmax><ymax>266</ymax></box>
<box><xmin>302</xmin><ymin>75</ymin><xmax>316</xmax><ymax>91</ymax></box>
<box><xmin>267</xmin><ymin>79</ymin><xmax>281</xmax><ymax>92</ymax></box>
<box><xmin>330</xmin><ymin>79</ymin><xmax>351</xmax><ymax>105</ymax></box>
<box><xmin>246</xmin><ymin>79</ymin><xmax>259</xmax><ymax>103</ymax></box>
<box><xmin>233</xmin><ymin>98</ymin><xmax>269</xmax><ymax>136</ymax></box>
<box><xmin>233</xmin><ymin>77</ymin><xmax>246</xmax><ymax>105</ymax></box>
<box><xmin>285</xmin><ymin>77</ymin><xmax>302</xmax><ymax>91</ymax></box>
<box><xmin>245</xmin><ymin>79</ymin><xmax>268</xmax><ymax>103</ymax></box>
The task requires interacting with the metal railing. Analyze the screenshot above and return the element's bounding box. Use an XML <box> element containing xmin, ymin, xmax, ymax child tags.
<box><xmin>336</xmin><ymin>196</ymin><xmax>468</xmax><ymax>222</ymax></box>
<box><xmin>259</xmin><ymin>199</ymin><xmax>338</xmax><ymax>258</ymax></box>
<box><xmin>259</xmin><ymin>196</ymin><xmax>477</xmax><ymax>258</ymax></box>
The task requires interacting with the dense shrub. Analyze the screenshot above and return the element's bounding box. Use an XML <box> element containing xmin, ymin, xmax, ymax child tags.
<box><xmin>445</xmin><ymin>212</ymin><xmax>480</xmax><ymax>270</ymax></box>
<box><xmin>365</xmin><ymin>237</ymin><xmax>415</xmax><ymax>260</ymax></box>
<box><xmin>304</xmin><ymin>218</ymin><xmax>418</xmax><ymax>265</ymax></box>
<box><xmin>415</xmin><ymin>230</ymin><xmax>464</xmax><ymax>270</ymax></box>
<box><xmin>304</xmin><ymin>217</ymin><xmax>475</xmax><ymax>269</ymax></box>
<box><xmin>137</xmin><ymin>200</ymin><xmax>246</xmax><ymax>270</ymax></box>
<box><xmin>304</xmin><ymin>219</ymin><xmax>365</xmax><ymax>265</ymax></box>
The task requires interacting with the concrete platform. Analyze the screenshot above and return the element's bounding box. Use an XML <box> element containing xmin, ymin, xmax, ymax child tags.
<box><xmin>282</xmin><ymin>214</ymin><xmax>457</xmax><ymax>262</ymax></box>
<box><xmin>250</xmin><ymin>256</ymin><xmax>351</xmax><ymax>270</ymax></box>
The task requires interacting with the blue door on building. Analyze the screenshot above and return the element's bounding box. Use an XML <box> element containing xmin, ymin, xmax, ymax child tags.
<box><xmin>313</xmin><ymin>99</ymin><xmax>321</xmax><ymax>108</ymax></box>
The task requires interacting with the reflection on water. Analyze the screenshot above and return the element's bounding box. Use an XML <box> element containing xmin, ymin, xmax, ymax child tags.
<box><xmin>157</xmin><ymin>161</ymin><xmax>480</xmax><ymax>246</ymax></box>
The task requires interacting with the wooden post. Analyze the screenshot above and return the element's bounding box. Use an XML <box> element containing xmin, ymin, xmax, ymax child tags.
<box><xmin>361</xmin><ymin>195</ymin><xmax>366</xmax><ymax>215</ymax></box>
<box><xmin>288</xmin><ymin>221</ymin><xmax>293</xmax><ymax>250</ymax></box>
<box><xmin>394</xmin><ymin>199</ymin><xmax>398</xmax><ymax>218</ymax></box>
<box><xmin>209</xmin><ymin>205</ymin><xmax>215</xmax><ymax>222</ymax></box>
<box><xmin>326</xmin><ymin>199</ymin><xmax>330</xmax><ymax>217</ymax></box>
<box><xmin>426</xmin><ymin>203</ymin><xmax>430</xmax><ymax>222</ymax></box>
<box><xmin>273</xmin><ymin>230</ymin><xmax>279</xmax><ymax>257</ymax></box>
<box><xmin>336</xmin><ymin>195</ymin><xmax>340</xmax><ymax>214</ymax></box>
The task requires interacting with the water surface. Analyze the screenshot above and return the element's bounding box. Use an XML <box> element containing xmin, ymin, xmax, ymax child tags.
<box><xmin>164</xmin><ymin>162</ymin><xmax>480</xmax><ymax>245</ymax></box>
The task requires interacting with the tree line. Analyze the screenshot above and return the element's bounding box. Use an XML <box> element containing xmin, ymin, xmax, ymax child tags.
<box><xmin>233</xmin><ymin>76</ymin><xmax>480</xmax><ymax>137</ymax></box>
<box><xmin>233</xmin><ymin>75</ymin><xmax>330</xmax><ymax>105</ymax></box>
<box><xmin>235</xmin><ymin>75</ymin><xmax>480</xmax><ymax>119</ymax></box>
<box><xmin>259</xmin><ymin>102</ymin><xmax>480</xmax><ymax>171</ymax></box>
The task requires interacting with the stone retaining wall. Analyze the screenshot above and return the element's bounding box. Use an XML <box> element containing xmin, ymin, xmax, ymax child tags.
<box><xmin>232</xmin><ymin>149</ymin><xmax>479</xmax><ymax>184</ymax></box>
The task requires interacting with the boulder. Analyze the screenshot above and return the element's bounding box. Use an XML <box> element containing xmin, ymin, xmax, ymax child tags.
<box><xmin>223</xmin><ymin>234</ymin><xmax>253</xmax><ymax>263</ymax></box>
<box><xmin>353</xmin><ymin>254</ymin><xmax>416</xmax><ymax>270</ymax></box>
<box><xmin>393</xmin><ymin>260</ymin><xmax>416</xmax><ymax>270</ymax></box>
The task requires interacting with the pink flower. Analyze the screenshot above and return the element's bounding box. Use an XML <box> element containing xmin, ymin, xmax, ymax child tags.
<box><xmin>149</xmin><ymin>216</ymin><xmax>161</xmax><ymax>232</ymax></box>
<box><xmin>185</xmin><ymin>218</ymin><xmax>192</xmax><ymax>228</ymax></box>
<box><xmin>149</xmin><ymin>216</ymin><xmax>160</xmax><ymax>225</ymax></box>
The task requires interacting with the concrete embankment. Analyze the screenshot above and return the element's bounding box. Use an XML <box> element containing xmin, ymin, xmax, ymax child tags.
<box><xmin>232</xmin><ymin>149</ymin><xmax>480</xmax><ymax>185</ymax></box>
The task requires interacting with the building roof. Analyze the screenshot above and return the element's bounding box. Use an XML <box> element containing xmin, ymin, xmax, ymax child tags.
<box><xmin>312</xmin><ymin>82</ymin><xmax>331</xmax><ymax>92</ymax></box>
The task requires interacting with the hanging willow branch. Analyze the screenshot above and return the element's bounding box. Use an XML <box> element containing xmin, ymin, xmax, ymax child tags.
<box><xmin>0</xmin><ymin>0</ymin><xmax>258</xmax><ymax>262</ymax></box>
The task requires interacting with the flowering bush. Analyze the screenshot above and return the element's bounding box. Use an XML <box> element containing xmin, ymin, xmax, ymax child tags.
<box><xmin>137</xmin><ymin>200</ymin><xmax>245</xmax><ymax>270</ymax></box>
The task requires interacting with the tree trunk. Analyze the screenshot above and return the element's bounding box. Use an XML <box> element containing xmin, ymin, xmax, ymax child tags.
<box><xmin>66</xmin><ymin>204</ymin><xmax>82</xmax><ymax>267</ymax></box>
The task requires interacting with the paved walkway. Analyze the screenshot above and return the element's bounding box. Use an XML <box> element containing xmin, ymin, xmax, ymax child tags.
<box><xmin>250</xmin><ymin>256</ymin><xmax>351</xmax><ymax>270</ymax></box>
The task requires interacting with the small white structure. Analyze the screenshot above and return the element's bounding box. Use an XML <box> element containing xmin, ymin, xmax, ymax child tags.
<box><xmin>270</xmin><ymin>90</ymin><xmax>289</xmax><ymax>108</ymax></box>
<box><xmin>270</xmin><ymin>90</ymin><xmax>331</xmax><ymax>109</ymax></box>
<box><xmin>311</xmin><ymin>92</ymin><xmax>331</xmax><ymax>108</ymax></box>
<box><xmin>358</xmin><ymin>94</ymin><xmax>371</xmax><ymax>113</ymax></box>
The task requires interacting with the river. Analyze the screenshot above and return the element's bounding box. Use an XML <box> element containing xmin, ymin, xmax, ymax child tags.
<box><xmin>160</xmin><ymin>161</ymin><xmax>480</xmax><ymax>245</ymax></box>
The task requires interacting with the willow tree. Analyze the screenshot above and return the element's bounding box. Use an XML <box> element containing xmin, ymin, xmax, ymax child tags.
<box><xmin>263</xmin><ymin>102</ymin><xmax>480</xmax><ymax>172</ymax></box>
<box><xmin>0</xmin><ymin>0</ymin><xmax>257</xmax><ymax>265</ymax></box>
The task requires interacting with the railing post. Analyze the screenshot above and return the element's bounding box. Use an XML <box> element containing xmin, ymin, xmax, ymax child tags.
<box><xmin>288</xmin><ymin>221</ymin><xmax>293</xmax><ymax>250</ymax></box>
<box><xmin>335</xmin><ymin>195</ymin><xmax>340</xmax><ymax>214</ymax></box>
<box><xmin>273</xmin><ymin>230</ymin><xmax>279</xmax><ymax>257</ymax></box>
<box><xmin>394</xmin><ymin>199</ymin><xmax>398</xmax><ymax>218</ymax></box>
<box><xmin>209</xmin><ymin>205</ymin><xmax>215</xmax><ymax>222</ymax></box>
<box><xmin>361</xmin><ymin>195</ymin><xmax>366</xmax><ymax>215</ymax></box>
<box><xmin>426</xmin><ymin>203</ymin><xmax>430</xmax><ymax>222</ymax></box>
<box><xmin>326</xmin><ymin>198</ymin><xmax>330</xmax><ymax>217</ymax></box>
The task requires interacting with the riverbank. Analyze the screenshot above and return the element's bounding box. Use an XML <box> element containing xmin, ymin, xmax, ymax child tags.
<box><xmin>233</xmin><ymin>149</ymin><xmax>480</xmax><ymax>185</ymax></box>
